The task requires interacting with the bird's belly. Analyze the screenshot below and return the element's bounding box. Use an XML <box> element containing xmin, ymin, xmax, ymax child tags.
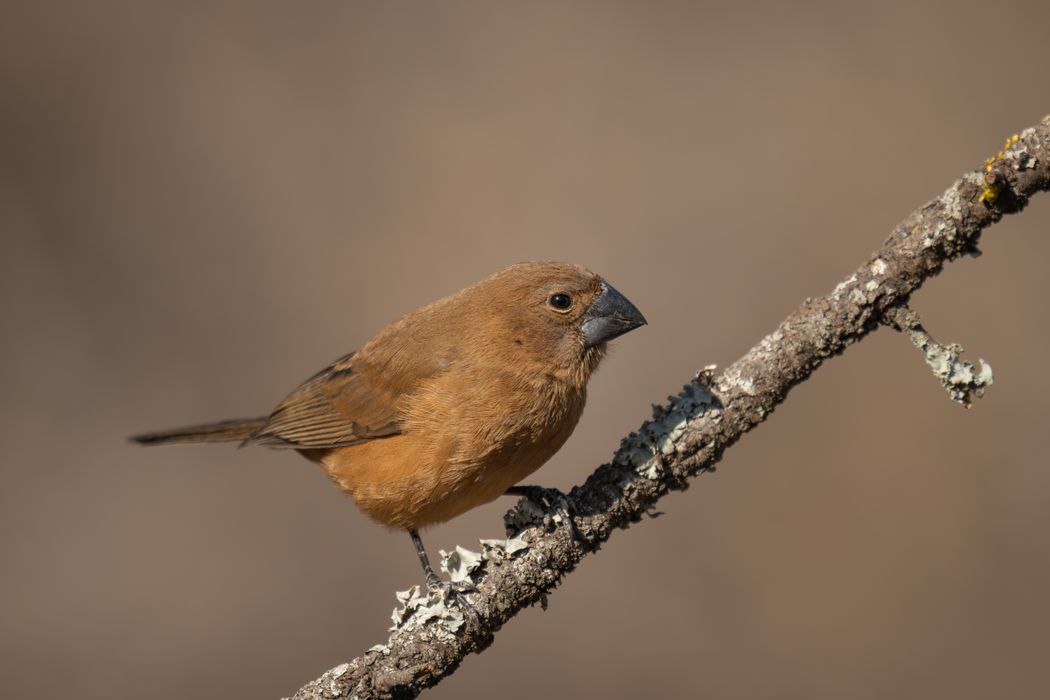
<box><xmin>320</xmin><ymin>420</ymin><xmax>574</xmax><ymax>530</ymax></box>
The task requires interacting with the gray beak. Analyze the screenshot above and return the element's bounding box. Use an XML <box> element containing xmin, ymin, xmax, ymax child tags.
<box><xmin>581</xmin><ymin>281</ymin><xmax>647</xmax><ymax>348</ymax></box>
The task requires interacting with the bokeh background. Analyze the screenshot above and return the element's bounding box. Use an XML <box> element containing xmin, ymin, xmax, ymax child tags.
<box><xmin>3</xmin><ymin>2</ymin><xmax>1049</xmax><ymax>698</ymax></box>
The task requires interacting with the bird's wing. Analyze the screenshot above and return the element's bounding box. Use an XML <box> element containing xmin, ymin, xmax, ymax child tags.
<box><xmin>246</xmin><ymin>352</ymin><xmax>404</xmax><ymax>449</ymax></box>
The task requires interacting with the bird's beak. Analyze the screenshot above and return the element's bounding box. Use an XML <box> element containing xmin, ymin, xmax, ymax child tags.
<box><xmin>581</xmin><ymin>281</ymin><xmax>647</xmax><ymax>348</ymax></box>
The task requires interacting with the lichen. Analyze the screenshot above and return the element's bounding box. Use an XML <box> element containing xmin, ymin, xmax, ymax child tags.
<box><xmin>831</xmin><ymin>274</ymin><xmax>858</xmax><ymax>299</ymax></box>
<box><xmin>922</xmin><ymin>219</ymin><xmax>956</xmax><ymax>249</ymax></box>
<box><xmin>390</xmin><ymin>586</ymin><xmax>464</xmax><ymax>633</ymax></box>
<box><xmin>1001</xmin><ymin>131</ymin><xmax>1036</xmax><ymax>171</ymax></box>
<box><xmin>908</xmin><ymin>331</ymin><xmax>994</xmax><ymax>407</ymax></box>
<box><xmin>720</xmin><ymin>365</ymin><xmax>756</xmax><ymax>396</ymax></box>
<box><xmin>439</xmin><ymin>546</ymin><xmax>483</xmax><ymax>583</ymax></box>
<box><xmin>479</xmin><ymin>537</ymin><xmax>528</xmax><ymax>558</ymax></box>
<box><xmin>942</xmin><ymin>180</ymin><xmax>965</xmax><ymax>221</ymax></box>
<box><xmin>614</xmin><ymin>370</ymin><xmax>718</xmax><ymax>481</ymax></box>
<box><xmin>980</xmin><ymin>133</ymin><xmax>1028</xmax><ymax>204</ymax></box>
<box><xmin>389</xmin><ymin>536</ymin><xmax>531</xmax><ymax>632</ymax></box>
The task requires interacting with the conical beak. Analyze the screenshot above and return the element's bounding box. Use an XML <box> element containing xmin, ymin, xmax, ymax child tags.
<box><xmin>581</xmin><ymin>281</ymin><xmax>647</xmax><ymax>348</ymax></box>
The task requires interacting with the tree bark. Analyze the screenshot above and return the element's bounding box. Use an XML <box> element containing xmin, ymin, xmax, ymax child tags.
<box><xmin>288</xmin><ymin>116</ymin><xmax>1050</xmax><ymax>700</ymax></box>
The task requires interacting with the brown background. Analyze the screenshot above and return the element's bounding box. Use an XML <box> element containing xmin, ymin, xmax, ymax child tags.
<box><xmin>2</xmin><ymin>2</ymin><xmax>1049</xmax><ymax>698</ymax></box>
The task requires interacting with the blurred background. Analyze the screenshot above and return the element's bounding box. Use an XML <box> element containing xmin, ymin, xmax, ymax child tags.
<box><xmin>2</xmin><ymin>1</ymin><xmax>1048</xmax><ymax>698</ymax></box>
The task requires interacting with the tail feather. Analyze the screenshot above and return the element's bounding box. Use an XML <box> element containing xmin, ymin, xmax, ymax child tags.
<box><xmin>130</xmin><ymin>417</ymin><xmax>267</xmax><ymax>446</ymax></box>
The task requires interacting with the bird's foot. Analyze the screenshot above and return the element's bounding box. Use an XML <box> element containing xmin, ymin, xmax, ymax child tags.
<box><xmin>425</xmin><ymin>574</ymin><xmax>479</xmax><ymax>627</ymax></box>
<box><xmin>507</xmin><ymin>485</ymin><xmax>582</xmax><ymax>544</ymax></box>
<box><xmin>409</xmin><ymin>528</ymin><xmax>480</xmax><ymax>629</ymax></box>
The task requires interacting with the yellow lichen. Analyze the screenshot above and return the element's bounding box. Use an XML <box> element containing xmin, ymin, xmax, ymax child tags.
<box><xmin>979</xmin><ymin>181</ymin><xmax>999</xmax><ymax>205</ymax></box>
<box><xmin>979</xmin><ymin>133</ymin><xmax>1021</xmax><ymax>205</ymax></box>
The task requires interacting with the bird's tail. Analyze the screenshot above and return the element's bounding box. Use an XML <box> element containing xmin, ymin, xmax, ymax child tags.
<box><xmin>130</xmin><ymin>417</ymin><xmax>266</xmax><ymax>446</ymax></box>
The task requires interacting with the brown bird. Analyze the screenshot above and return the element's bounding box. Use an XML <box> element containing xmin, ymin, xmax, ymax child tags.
<box><xmin>132</xmin><ymin>261</ymin><xmax>646</xmax><ymax>598</ymax></box>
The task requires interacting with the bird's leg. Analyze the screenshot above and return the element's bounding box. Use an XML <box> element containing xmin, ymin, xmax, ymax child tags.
<box><xmin>409</xmin><ymin>529</ymin><xmax>445</xmax><ymax>589</ymax></box>
<box><xmin>505</xmin><ymin>485</ymin><xmax>581</xmax><ymax>543</ymax></box>
<box><xmin>408</xmin><ymin>529</ymin><xmax>479</xmax><ymax>624</ymax></box>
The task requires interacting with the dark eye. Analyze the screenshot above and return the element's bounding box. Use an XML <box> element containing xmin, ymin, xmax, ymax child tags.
<box><xmin>548</xmin><ymin>293</ymin><xmax>573</xmax><ymax>311</ymax></box>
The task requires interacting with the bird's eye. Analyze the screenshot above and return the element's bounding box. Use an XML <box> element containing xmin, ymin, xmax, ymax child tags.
<box><xmin>548</xmin><ymin>293</ymin><xmax>573</xmax><ymax>311</ymax></box>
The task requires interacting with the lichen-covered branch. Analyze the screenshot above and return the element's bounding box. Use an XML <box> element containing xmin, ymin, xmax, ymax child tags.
<box><xmin>287</xmin><ymin>116</ymin><xmax>1050</xmax><ymax>700</ymax></box>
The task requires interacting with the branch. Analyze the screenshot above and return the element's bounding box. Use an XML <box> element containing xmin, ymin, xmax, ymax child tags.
<box><xmin>288</xmin><ymin>116</ymin><xmax>1050</xmax><ymax>700</ymax></box>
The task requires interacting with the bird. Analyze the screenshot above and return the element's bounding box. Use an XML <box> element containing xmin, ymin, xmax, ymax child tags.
<box><xmin>131</xmin><ymin>261</ymin><xmax>646</xmax><ymax>602</ymax></box>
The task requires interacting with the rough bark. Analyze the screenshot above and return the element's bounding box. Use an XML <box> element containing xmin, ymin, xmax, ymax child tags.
<box><xmin>287</xmin><ymin>116</ymin><xmax>1050</xmax><ymax>700</ymax></box>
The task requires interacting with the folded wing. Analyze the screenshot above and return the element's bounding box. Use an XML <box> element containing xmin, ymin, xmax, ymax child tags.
<box><xmin>246</xmin><ymin>353</ymin><xmax>403</xmax><ymax>449</ymax></box>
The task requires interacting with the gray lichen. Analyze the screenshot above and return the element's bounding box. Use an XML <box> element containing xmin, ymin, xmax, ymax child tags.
<box><xmin>921</xmin><ymin>173</ymin><xmax>984</xmax><ymax>249</ymax></box>
<box><xmin>885</xmin><ymin>306</ymin><xmax>994</xmax><ymax>408</ymax></box>
<box><xmin>831</xmin><ymin>274</ymin><xmax>858</xmax><ymax>298</ymax></box>
<box><xmin>440</xmin><ymin>546</ymin><xmax>483</xmax><ymax>584</ymax></box>
<box><xmin>479</xmin><ymin>537</ymin><xmax>528</xmax><ymax>558</ymax></box>
<box><xmin>389</xmin><ymin>537</ymin><xmax>530</xmax><ymax>632</ymax></box>
<box><xmin>614</xmin><ymin>368</ymin><xmax>719</xmax><ymax>481</ymax></box>
<box><xmin>908</xmin><ymin>329</ymin><xmax>993</xmax><ymax>407</ymax></box>
<box><xmin>1004</xmin><ymin>128</ymin><xmax>1039</xmax><ymax>171</ymax></box>
<box><xmin>390</xmin><ymin>586</ymin><xmax>465</xmax><ymax>634</ymax></box>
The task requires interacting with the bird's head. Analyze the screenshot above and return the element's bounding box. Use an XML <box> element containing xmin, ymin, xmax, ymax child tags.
<box><xmin>469</xmin><ymin>261</ymin><xmax>647</xmax><ymax>383</ymax></box>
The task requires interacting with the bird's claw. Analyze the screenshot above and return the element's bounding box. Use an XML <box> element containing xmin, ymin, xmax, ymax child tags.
<box><xmin>425</xmin><ymin>573</ymin><xmax>474</xmax><ymax>596</ymax></box>
<box><xmin>426</xmin><ymin>576</ymin><xmax>480</xmax><ymax>627</ymax></box>
<box><xmin>509</xmin><ymin>485</ymin><xmax>583</xmax><ymax>544</ymax></box>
